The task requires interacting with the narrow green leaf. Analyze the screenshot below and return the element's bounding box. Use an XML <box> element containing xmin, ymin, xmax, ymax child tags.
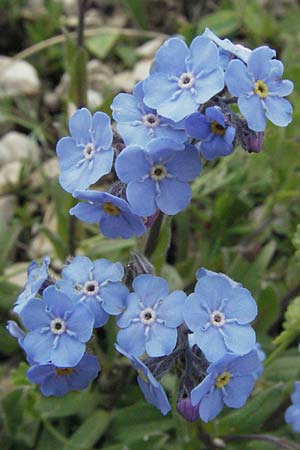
<box><xmin>0</xmin><ymin>224</ymin><xmax>21</xmax><ymax>274</ymax></box>
<box><xmin>197</xmin><ymin>10</ymin><xmax>240</xmax><ymax>36</ymax></box>
<box><xmin>86</xmin><ymin>32</ymin><xmax>120</xmax><ymax>59</ymax></box>
<box><xmin>152</xmin><ymin>217</ymin><xmax>171</xmax><ymax>274</ymax></box>
<box><xmin>39</xmin><ymin>390</ymin><xmax>98</xmax><ymax>419</ymax></box>
<box><xmin>121</xmin><ymin>0</ymin><xmax>148</xmax><ymax>29</ymax></box>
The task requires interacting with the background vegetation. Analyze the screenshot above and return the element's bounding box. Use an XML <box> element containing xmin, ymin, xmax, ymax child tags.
<box><xmin>0</xmin><ymin>0</ymin><xmax>300</xmax><ymax>449</ymax></box>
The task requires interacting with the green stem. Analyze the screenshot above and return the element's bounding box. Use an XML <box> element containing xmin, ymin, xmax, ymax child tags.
<box><xmin>144</xmin><ymin>211</ymin><xmax>164</xmax><ymax>258</ymax></box>
<box><xmin>264</xmin><ymin>331</ymin><xmax>298</xmax><ymax>367</ymax></box>
<box><xmin>41</xmin><ymin>418</ymin><xmax>69</xmax><ymax>445</ymax></box>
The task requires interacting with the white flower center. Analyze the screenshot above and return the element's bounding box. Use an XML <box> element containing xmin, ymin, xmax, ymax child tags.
<box><xmin>210</xmin><ymin>310</ymin><xmax>226</xmax><ymax>327</ymax></box>
<box><xmin>50</xmin><ymin>318</ymin><xmax>67</xmax><ymax>335</ymax></box>
<box><xmin>142</xmin><ymin>113</ymin><xmax>160</xmax><ymax>128</ymax></box>
<box><xmin>83</xmin><ymin>143</ymin><xmax>96</xmax><ymax>160</ymax></box>
<box><xmin>83</xmin><ymin>280</ymin><xmax>100</xmax><ymax>296</ymax></box>
<box><xmin>140</xmin><ymin>307</ymin><xmax>156</xmax><ymax>325</ymax></box>
<box><xmin>178</xmin><ymin>72</ymin><xmax>195</xmax><ymax>89</ymax></box>
<box><xmin>150</xmin><ymin>164</ymin><xmax>167</xmax><ymax>181</ymax></box>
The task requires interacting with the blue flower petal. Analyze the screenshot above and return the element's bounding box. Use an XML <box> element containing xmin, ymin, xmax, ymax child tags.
<box><xmin>43</xmin><ymin>286</ymin><xmax>75</xmax><ymax>317</ymax></box>
<box><xmin>222</xmin><ymin>287</ymin><xmax>257</xmax><ymax>324</ymax></box>
<box><xmin>69</xmin><ymin>108</ymin><xmax>92</xmax><ymax>143</ymax></box>
<box><xmin>27</xmin><ymin>364</ymin><xmax>54</xmax><ymax>384</ymax></box>
<box><xmin>20</xmin><ymin>298</ymin><xmax>50</xmax><ymax>331</ymax></box>
<box><xmin>115</xmin><ymin>146</ymin><xmax>149</xmax><ymax>183</ymax></box>
<box><xmin>188</xmin><ymin>36</ymin><xmax>220</xmax><ymax>74</ymax></box>
<box><xmin>190</xmin><ymin>373</ymin><xmax>215</xmax><ymax>406</ymax></box>
<box><xmin>152</xmin><ymin>37</ymin><xmax>188</xmax><ymax>75</ymax></box>
<box><xmin>133</xmin><ymin>274</ymin><xmax>169</xmax><ymax>307</ymax></box>
<box><xmin>116</xmin><ymin>322</ymin><xmax>146</xmax><ymax>356</ymax></box>
<box><xmin>247</xmin><ymin>46</ymin><xmax>276</xmax><ymax>80</ymax></box>
<box><xmin>66</xmin><ymin>303</ymin><xmax>94</xmax><ymax>342</ymax></box>
<box><xmin>111</xmin><ymin>92</ymin><xmax>142</xmax><ymax>122</ymax></box>
<box><xmin>143</xmin><ymin>73</ymin><xmax>178</xmax><ymax>110</ymax></box>
<box><xmin>264</xmin><ymin>96</ymin><xmax>293</xmax><ymax>127</ymax></box>
<box><xmin>145</xmin><ymin>323</ymin><xmax>177</xmax><ymax>357</ymax></box>
<box><xmin>70</xmin><ymin>202</ymin><xmax>104</xmax><ymax>224</ymax></box>
<box><xmin>157</xmin><ymin>291</ymin><xmax>186</xmax><ymax>327</ymax></box>
<box><xmin>92</xmin><ymin>259</ymin><xmax>124</xmax><ymax>283</ymax></box>
<box><xmin>157</xmin><ymin>88</ymin><xmax>199</xmax><ymax>122</ymax></box>
<box><xmin>51</xmin><ymin>333</ymin><xmax>85</xmax><ymax>367</ymax></box>
<box><xmin>56</xmin><ymin>137</ymin><xmax>82</xmax><ymax>170</ymax></box>
<box><xmin>222</xmin><ymin>323</ymin><xmax>256</xmax><ymax>355</ymax></box>
<box><xmin>205</xmin><ymin>106</ymin><xmax>225</xmax><ymax>126</ymax></box>
<box><xmin>185</xmin><ymin>112</ymin><xmax>210</xmax><ymax>139</ymax></box>
<box><xmin>62</xmin><ymin>256</ymin><xmax>93</xmax><ymax>283</ymax></box>
<box><xmin>146</xmin><ymin>138</ymin><xmax>184</xmax><ymax>154</ymax></box>
<box><xmin>194</xmin><ymin>326</ymin><xmax>227</xmax><ymax>362</ymax></box>
<box><xmin>238</xmin><ymin>94</ymin><xmax>266</xmax><ymax>131</ymax></box>
<box><xmin>225</xmin><ymin>60</ymin><xmax>253</xmax><ymax>96</ymax></box>
<box><xmin>126</xmin><ymin>178</ymin><xmax>157</xmax><ymax>216</ymax></box>
<box><xmin>267</xmin><ymin>79</ymin><xmax>294</xmax><ymax>97</ymax></box>
<box><xmin>183</xmin><ymin>293</ymin><xmax>210</xmax><ymax>332</ymax></box>
<box><xmin>23</xmin><ymin>330</ymin><xmax>53</xmax><ymax>363</ymax></box>
<box><xmin>223</xmin><ymin>375</ymin><xmax>255</xmax><ymax>408</ymax></box>
<box><xmin>137</xmin><ymin>375</ymin><xmax>171</xmax><ymax>415</ymax></box>
<box><xmin>165</xmin><ymin>145</ymin><xmax>201</xmax><ymax>182</ymax></box>
<box><xmin>101</xmin><ymin>282</ymin><xmax>129</xmax><ymax>315</ymax></box>
<box><xmin>227</xmin><ymin>350</ymin><xmax>260</xmax><ymax>375</ymax></box>
<box><xmin>85</xmin><ymin>297</ymin><xmax>109</xmax><ymax>328</ymax></box>
<box><xmin>117</xmin><ymin>293</ymin><xmax>140</xmax><ymax>328</ymax></box>
<box><xmin>116</xmin><ymin>122</ymin><xmax>151</xmax><ymax>146</ymax></box>
<box><xmin>194</xmin><ymin>275</ymin><xmax>230</xmax><ymax>310</ymax></box>
<box><xmin>156</xmin><ymin>178</ymin><xmax>192</xmax><ymax>215</ymax></box>
<box><xmin>92</xmin><ymin>112</ymin><xmax>113</xmax><ymax>149</ymax></box>
<box><xmin>199</xmin><ymin>388</ymin><xmax>223</xmax><ymax>422</ymax></box>
<box><xmin>194</xmin><ymin>67</ymin><xmax>224</xmax><ymax>104</ymax></box>
<box><xmin>200</xmin><ymin>135</ymin><xmax>233</xmax><ymax>160</ymax></box>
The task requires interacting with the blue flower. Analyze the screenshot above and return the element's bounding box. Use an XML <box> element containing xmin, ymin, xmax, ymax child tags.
<box><xmin>116</xmin><ymin>274</ymin><xmax>186</xmax><ymax>357</ymax></box>
<box><xmin>252</xmin><ymin>343</ymin><xmax>265</xmax><ymax>380</ymax></box>
<box><xmin>27</xmin><ymin>352</ymin><xmax>100</xmax><ymax>397</ymax></box>
<box><xmin>143</xmin><ymin>36</ymin><xmax>224</xmax><ymax>122</ymax></box>
<box><xmin>186</xmin><ymin>107</ymin><xmax>235</xmax><ymax>160</ymax></box>
<box><xmin>203</xmin><ymin>28</ymin><xmax>252</xmax><ymax>66</ymax></box>
<box><xmin>56</xmin><ymin>108</ymin><xmax>113</xmax><ymax>193</ymax></box>
<box><xmin>285</xmin><ymin>381</ymin><xmax>300</xmax><ymax>433</ymax></box>
<box><xmin>13</xmin><ymin>256</ymin><xmax>50</xmax><ymax>315</ymax></box>
<box><xmin>57</xmin><ymin>256</ymin><xmax>128</xmax><ymax>327</ymax></box>
<box><xmin>111</xmin><ymin>81</ymin><xmax>187</xmax><ymax>146</ymax></box>
<box><xmin>183</xmin><ymin>270</ymin><xmax>257</xmax><ymax>362</ymax></box>
<box><xmin>191</xmin><ymin>350</ymin><xmax>260</xmax><ymax>422</ymax></box>
<box><xmin>70</xmin><ymin>190</ymin><xmax>146</xmax><ymax>239</ymax></box>
<box><xmin>115</xmin><ymin>138</ymin><xmax>201</xmax><ymax>216</ymax></box>
<box><xmin>225</xmin><ymin>46</ymin><xmax>294</xmax><ymax>131</ymax></box>
<box><xmin>115</xmin><ymin>344</ymin><xmax>171</xmax><ymax>415</ymax></box>
<box><xmin>6</xmin><ymin>320</ymin><xmax>26</xmax><ymax>347</ymax></box>
<box><xmin>21</xmin><ymin>286</ymin><xmax>94</xmax><ymax>367</ymax></box>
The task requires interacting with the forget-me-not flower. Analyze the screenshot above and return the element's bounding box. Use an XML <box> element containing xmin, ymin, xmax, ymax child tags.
<box><xmin>225</xmin><ymin>46</ymin><xmax>294</xmax><ymax>131</ymax></box>
<box><xmin>70</xmin><ymin>190</ymin><xmax>146</xmax><ymax>239</ymax></box>
<box><xmin>186</xmin><ymin>106</ymin><xmax>235</xmax><ymax>160</ymax></box>
<box><xmin>21</xmin><ymin>286</ymin><xmax>94</xmax><ymax>367</ymax></box>
<box><xmin>203</xmin><ymin>28</ymin><xmax>252</xmax><ymax>65</ymax></box>
<box><xmin>57</xmin><ymin>256</ymin><xmax>128</xmax><ymax>327</ymax></box>
<box><xmin>111</xmin><ymin>81</ymin><xmax>187</xmax><ymax>146</ymax></box>
<box><xmin>191</xmin><ymin>350</ymin><xmax>260</xmax><ymax>422</ymax></box>
<box><xmin>56</xmin><ymin>108</ymin><xmax>114</xmax><ymax>193</ymax></box>
<box><xmin>27</xmin><ymin>352</ymin><xmax>100</xmax><ymax>397</ymax></box>
<box><xmin>13</xmin><ymin>256</ymin><xmax>50</xmax><ymax>315</ymax></box>
<box><xmin>115</xmin><ymin>344</ymin><xmax>171</xmax><ymax>415</ymax></box>
<box><xmin>115</xmin><ymin>138</ymin><xmax>201</xmax><ymax>216</ymax></box>
<box><xmin>143</xmin><ymin>36</ymin><xmax>224</xmax><ymax>122</ymax></box>
<box><xmin>116</xmin><ymin>274</ymin><xmax>186</xmax><ymax>357</ymax></box>
<box><xmin>183</xmin><ymin>270</ymin><xmax>257</xmax><ymax>362</ymax></box>
<box><xmin>285</xmin><ymin>381</ymin><xmax>300</xmax><ymax>432</ymax></box>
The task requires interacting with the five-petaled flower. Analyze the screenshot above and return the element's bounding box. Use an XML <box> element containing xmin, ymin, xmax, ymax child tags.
<box><xmin>225</xmin><ymin>46</ymin><xmax>294</xmax><ymax>131</ymax></box>
<box><xmin>57</xmin><ymin>256</ymin><xmax>128</xmax><ymax>327</ymax></box>
<box><xmin>56</xmin><ymin>108</ymin><xmax>114</xmax><ymax>193</ymax></box>
<box><xmin>21</xmin><ymin>286</ymin><xmax>94</xmax><ymax>367</ymax></box>
<box><xmin>116</xmin><ymin>274</ymin><xmax>186</xmax><ymax>357</ymax></box>
<box><xmin>183</xmin><ymin>270</ymin><xmax>257</xmax><ymax>362</ymax></box>
<box><xmin>115</xmin><ymin>138</ymin><xmax>201</xmax><ymax>216</ymax></box>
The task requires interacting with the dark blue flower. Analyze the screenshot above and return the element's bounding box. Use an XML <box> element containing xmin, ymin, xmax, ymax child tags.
<box><xmin>285</xmin><ymin>382</ymin><xmax>300</xmax><ymax>433</ymax></box>
<box><xmin>191</xmin><ymin>350</ymin><xmax>260</xmax><ymax>422</ymax></box>
<box><xmin>57</xmin><ymin>256</ymin><xmax>128</xmax><ymax>327</ymax></box>
<box><xmin>186</xmin><ymin>107</ymin><xmax>235</xmax><ymax>160</ymax></box>
<box><xmin>183</xmin><ymin>270</ymin><xmax>257</xmax><ymax>362</ymax></box>
<box><xmin>111</xmin><ymin>81</ymin><xmax>187</xmax><ymax>146</ymax></box>
<box><xmin>70</xmin><ymin>190</ymin><xmax>146</xmax><ymax>239</ymax></box>
<box><xmin>115</xmin><ymin>138</ymin><xmax>201</xmax><ymax>216</ymax></box>
<box><xmin>225</xmin><ymin>46</ymin><xmax>294</xmax><ymax>131</ymax></box>
<box><xmin>56</xmin><ymin>108</ymin><xmax>113</xmax><ymax>193</ymax></box>
<box><xmin>143</xmin><ymin>36</ymin><xmax>224</xmax><ymax>122</ymax></box>
<box><xmin>27</xmin><ymin>352</ymin><xmax>100</xmax><ymax>397</ymax></box>
<box><xmin>13</xmin><ymin>256</ymin><xmax>50</xmax><ymax>315</ymax></box>
<box><xmin>21</xmin><ymin>286</ymin><xmax>94</xmax><ymax>367</ymax></box>
<box><xmin>117</xmin><ymin>274</ymin><xmax>186</xmax><ymax>357</ymax></box>
<box><xmin>115</xmin><ymin>344</ymin><xmax>171</xmax><ymax>415</ymax></box>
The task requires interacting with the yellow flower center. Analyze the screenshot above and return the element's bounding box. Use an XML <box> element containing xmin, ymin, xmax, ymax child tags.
<box><xmin>215</xmin><ymin>371</ymin><xmax>231</xmax><ymax>388</ymax></box>
<box><xmin>253</xmin><ymin>80</ymin><xmax>268</xmax><ymax>98</ymax></box>
<box><xmin>55</xmin><ymin>368</ymin><xmax>74</xmax><ymax>376</ymax></box>
<box><xmin>102</xmin><ymin>202</ymin><xmax>121</xmax><ymax>216</ymax></box>
<box><xmin>210</xmin><ymin>121</ymin><xmax>226</xmax><ymax>136</ymax></box>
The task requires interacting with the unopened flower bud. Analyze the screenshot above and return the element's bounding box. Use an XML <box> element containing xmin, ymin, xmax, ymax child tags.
<box><xmin>177</xmin><ymin>397</ymin><xmax>199</xmax><ymax>422</ymax></box>
<box><xmin>241</xmin><ymin>130</ymin><xmax>264</xmax><ymax>153</ymax></box>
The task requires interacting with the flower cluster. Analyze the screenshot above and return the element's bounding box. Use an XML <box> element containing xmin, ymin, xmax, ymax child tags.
<box><xmin>8</xmin><ymin>257</ymin><xmax>262</xmax><ymax>422</ymax></box>
<box><xmin>54</xmin><ymin>29</ymin><xmax>293</xmax><ymax>241</ymax></box>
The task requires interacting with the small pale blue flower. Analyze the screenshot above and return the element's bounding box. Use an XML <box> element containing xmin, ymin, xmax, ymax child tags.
<box><xmin>116</xmin><ymin>274</ymin><xmax>186</xmax><ymax>357</ymax></box>
<box><xmin>183</xmin><ymin>270</ymin><xmax>257</xmax><ymax>362</ymax></box>
<box><xmin>143</xmin><ymin>36</ymin><xmax>224</xmax><ymax>122</ymax></box>
<box><xmin>285</xmin><ymin>381</ymin><xmax>300</xmax><ymax>433</ymax></box>
<box><xmin>115</xmin><ymin>344</ymin><xmax>171</xmax><ymax>415</ymax></box>
<box><xmin>13</xmin><ymin>256</ymin><xmax>50</xmax><ymax>315</ymax></box>
<box><xmin>70</xmin><ymin>190</ymin><xmax>146</xmax><ymax>239</ymax></box>
<box><xmin>111</xmin><ymin>81</ymin><xmax>187</xmax><ymax>146</ymax></box>
<box><xmin>115</xmin><ymin>138</ymin><xmax>201</xmax><ymax>216</ymax></box>
<box><xmin>57</xmin><ymin>256</ymin><xmax>128</xmax><ymax>327</ymax></box>
<box><xmin>225</xmin><ymin>46</ymin><xmax>294</xmax><ymax>131</ymax></box>
<box><xmin>203</xmin><ymin>28</ymin><xmax>252</xmax><ymax>65</ymax></box>
<box><xmin>21</xmin><ymin>286</ymin><xmax>94</xmax><ymax>367</ymax></box>
<box><xmin>56</xmin><ymin>108</ymin><xmax>113</xmax><ymax>193</ymax></box>
<box><xmin>27</xmin><ymin>352</ymin><xmax>100</xmax><ymax>397</ymax></box>
<box><xmin>186</xmin><ymin>106</ymin><xmax>235</xmax><ymax>160</ymax></box>
<box><xmin>191</xmin><ymin>350</ymin><xmax>260</xmax><ymax>422</ymax></box>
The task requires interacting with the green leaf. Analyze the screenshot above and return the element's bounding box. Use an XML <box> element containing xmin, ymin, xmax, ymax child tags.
<box><xmin>121</xmin><ymin>0</ymin><xmax>148</xmax><ymax>29</ymax></box>
<box><xmin>86</xmin><ymin>32</ymin><xmax>120</xmax><ymax>59</ymax></box>
<box><xmin>0</xmin><ymin>281</ymin><xmax>20</xmax><ymax>311</ymax></box>
<box><xmin>63</xmin><ymin>409</ymin><xmax>111</xmax><ymax>450</ymax></box>
<box><xmin>217</xmin><ymin>384</ymin><xmax>286</xmax><ymax>435</ymax></box>
<box><xmin>273</xmin><ymin>297</ymin><xmax>300</xmax><ymax>346</ymax></box>
<box><xmin>0</xmin><ymin>224</ymin><xmax>21</xmax><ymax>274</ymax></box>
<box><xmin>197</xmin><ymin>10</ymin><xmax>240</xmax><ymax>37</ymax></box>
<box><xmin>264</xmin><ymin>353</ymin><xmax>300</xmax><ymax>382</ymax></box>
<box><xmin>151</xmin><ymin>217</ymin><xmax>171</xmax><ymax>274</ymax></box>
<box><xmin>38</xmin><ymin>390</ymin><xmax>98</xmax><ymax>419</ymax></box>
<box><xmin>2</xmin><ymin>389</ymin><xmax>24</xmax><ymax>435</ymax></box>
<box><xmin>255</xmin><ymin>286</ymin><xmax>279</xmax><ymax>337</ymax></box>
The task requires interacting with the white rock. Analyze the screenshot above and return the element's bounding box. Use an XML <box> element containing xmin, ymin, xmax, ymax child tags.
<box><xmin>0</xmin><ymin>195</ymin><xmax>17</xmax><ymax>225</ymax></box>
<box><xmin>113</xmin><ymin>71</ymin><xmax>135</xmax><ymax>92</ymax></box>
<box><xmin>0</xmin><ymin>131</ymin><xmax>40</xmax><ymax>165</ymax></box>
<box><xmin>4</xmin><ymin>263</ymin><xmax>28</xmax><ymax>288</ymax></box>
<box><xmin>0</xmin><ymin>56</ymin><xmax>40</xmax><ymax>97</ymax></box>
<box><xmin>31</xmin><ymin>156</ymin><xmax>60</xmax><ymax>187</ymax></box>
<box><xmin>133</xmin><ymin>59</ymin><xmax>152</xmax><ymax>82</ymax></box>
<box><xmin>136</xmin><ymin>38</ymin><xmax>165</xmax><ymax>58</ymax></box>
<box><xmin>0</xmin><ymin>161</ymin><xmax>22</xmax><ymax>194</ymax></box>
